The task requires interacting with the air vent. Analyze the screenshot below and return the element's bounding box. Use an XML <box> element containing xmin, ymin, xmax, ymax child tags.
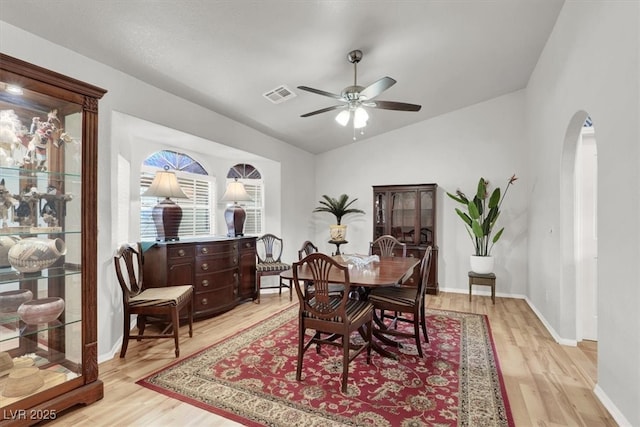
<box><xmin>263</xmin><ymin>85</ymin><xmax>296</xmax><ymax>104</ymax></box>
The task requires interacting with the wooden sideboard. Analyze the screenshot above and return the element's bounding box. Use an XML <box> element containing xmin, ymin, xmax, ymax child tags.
<box><xmin>142</xmin><ymin>237</ymin><xmax>257</xmax><ymax>319</ymax></box>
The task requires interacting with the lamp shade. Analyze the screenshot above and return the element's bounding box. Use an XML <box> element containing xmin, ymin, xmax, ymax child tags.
<box><xmin>142</xmin><ymin>171</ymin><xmax>188</xmax><ymax>242</ymax></box>
<box><xmin>220</xmin><ymin>180</ymin><xmax>252</xmax><ymax>203</ymax></box>
<box><xmin>221</xmin><ymin>179</ymin><xmax>253</xmax><ymax>237</ymax></box>
<box><xmin>142</xmin><ymin>171</ymin><xmax>188</xmax><ymax>199</ymax></box>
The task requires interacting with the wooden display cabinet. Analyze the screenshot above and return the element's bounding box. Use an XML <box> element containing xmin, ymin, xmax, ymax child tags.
<box><xmin>0</xmin><ymin>54</ymin><xmax>106</xmax><ymax>424</ymax></box>
<box><xmin>372</xmin><ymin>184</ymin><xmax>439</xmax><ymax>294</ymax></box>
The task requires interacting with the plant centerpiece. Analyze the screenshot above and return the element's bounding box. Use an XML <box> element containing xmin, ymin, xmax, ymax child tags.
<box><xmin>446</xmin><ymin>175</ymin><xmax>517</xmax><ymax>273</ymax></box>
<box><xmin>313</xmin><ymin>194</ymin><xmax>365</xmax><ymax>242</ymax></box>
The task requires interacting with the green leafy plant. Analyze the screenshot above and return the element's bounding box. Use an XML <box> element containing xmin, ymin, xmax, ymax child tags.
<box><xmin>313</xmin><ymin>194</ymin><xmax>365</xmax><ymax>225</ymax></box>
<box><xmin>447</xmin><ymin>175</ymin><xmax>517</xmax><ymax>256</ymax></box>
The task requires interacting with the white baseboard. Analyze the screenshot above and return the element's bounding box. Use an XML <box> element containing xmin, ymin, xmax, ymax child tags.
<box><xmin>594</xmin><ymin>384</ymin><xmax>633</xmax><ymax>427</ymax></box>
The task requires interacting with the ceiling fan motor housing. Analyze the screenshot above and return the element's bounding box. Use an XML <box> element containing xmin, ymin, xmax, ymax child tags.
<box><xmin>342</xmin><ymin>85</ymin><xmax>365</xmax><ymax>101</ymax></box>
<box><xmin>347</xmin><ymin>50</ymin><xmax>363</xmax><ymax>64</ymax></box>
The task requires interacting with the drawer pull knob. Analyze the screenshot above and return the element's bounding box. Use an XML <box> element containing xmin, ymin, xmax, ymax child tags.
<box><xmin>178</xmin><ymin>249</ymin><xmax>185</xmax><ymax>257</ymax></box>
<box><xmin>233</xmin><ymin>258</ymin><xmax>238</xmax><ymax>264</ymax></box>
<box><xmin>201</xmin><ymin>298</ymin><xmax>208</xmax><ymax>306</ymax></box>
<box><xmin>201</xmin><ymin>247</ymin><xmax>209</xmax><ymax>254</ymax></box>
<box><xmin>245</xmin><ymin>242</ymin><xmax>251</xmax><ymax>248</ymax></box>
<box><xmin>202</xmin><ymin>279</ymin><xmax>209</xmax><ymax>287</ymax></box>
<box><xmin>201</xmin><ymin>263</ymin><xmax>209</xmax><ymax>271</ymax></box>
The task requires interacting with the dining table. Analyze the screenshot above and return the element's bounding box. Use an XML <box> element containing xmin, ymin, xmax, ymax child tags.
<box><xmin>280</xmin><ymin>255</ymin><xmax>421</xmax><ymax>359</ymax></box>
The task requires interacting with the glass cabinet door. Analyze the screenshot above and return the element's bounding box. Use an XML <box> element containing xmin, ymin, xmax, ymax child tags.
<box><xmin>390</xmin><ymin>191</ymin><xmax>416</xmax><ymax>243</ymax></box>
<box><xmin>0</xmin><ymin>82</ymin><xmax>84</xmax><ymax>406</ymax></box>
<box><xmin>420</xmin><ymin>189</ymin><xmax>435</xmax><ymax>246</ymax></box>
<box><xmin>374</xmin><ymin>192</ymin><xmax>386</xmax><ymax>240</ymax></box>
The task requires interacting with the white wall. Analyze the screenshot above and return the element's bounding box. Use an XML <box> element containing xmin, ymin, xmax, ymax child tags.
<box><xmin>525</xmin><ymin>2</ymin><xmax>639</xmax><ymax>425</ymax></box>
<box><xmin>315</xmin><ymin>91</ymin><xmax>528</xmax><ymax>295</ymax></box>
<box><xmin>0</xmin><ymin>22</ymin><xmax>316</xmax><ymax>361</ymax></box>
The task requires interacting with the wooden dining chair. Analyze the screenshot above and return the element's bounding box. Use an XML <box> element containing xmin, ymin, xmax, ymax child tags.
<box><xmin>292</xmin><ymin>252</ymin><xmax>373</xmax><ymax>393</ymax></box>
<box><xmin>255</xmin><ymin>233</ymin><xmax>291</xmax><ymax>303</ymax></box>
<box><xmin>297</xmin><ymin>240</ymin><xmax>344</xmax><ymax>297</ymax></box>
<box><xmin>113</xmin><ymin>243</ymin><xmax>194</xmax><ymax>358</ymax></box>
<box><xmin>369</xmin><ymin>235</ymin><xmax>407</xmax><ymax>258</ymax></box>
<box><xmin>367</xmin><ymin>246</ymin><xmax>433</xmax><ymax>358</ymax></box>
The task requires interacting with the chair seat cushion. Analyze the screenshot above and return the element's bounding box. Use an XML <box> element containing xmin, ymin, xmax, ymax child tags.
<box><xmin>129</xmin><ymin>285</ymin><xmax>193</xmax><ymax>307</ymax></box>
<box><xmin>368</xmin><ymin>286</ymin><xmax>415</xmax><ymax>307</ymax></box>
<box><xmin>256</xmin><ymin>262</ymin><xmax>291</xmax><ymax>272</ymax></box>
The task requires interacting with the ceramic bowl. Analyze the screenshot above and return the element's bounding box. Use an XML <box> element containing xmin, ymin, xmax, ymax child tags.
<box><xmin>0</xmin><ymin>289</ymin><xmax>33</xmax><ymax>313</ymax></box>
<box><xmin>17</xmin><ymin>297</ymin><xmax>65</xmax><ymax>324</ymax></box>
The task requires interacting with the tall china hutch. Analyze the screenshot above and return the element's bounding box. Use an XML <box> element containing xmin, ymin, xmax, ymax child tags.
<box><xmin>372</xmin><ymin>184</ymin><xmax>439</xmax><ymax>294</ymax></box>
<box><xmin>0</xmin><ymin>54</ymin><xmax>106</xmax><ymax>424</ymax></box>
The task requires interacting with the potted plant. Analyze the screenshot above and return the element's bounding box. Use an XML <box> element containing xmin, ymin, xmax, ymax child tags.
<box><xmin>313</xmin><ymin>194</ymin><xmax>365</xmax><ymax>242</ymax></box>
<box><xmin>446</xmin><ymin>175</ymin><xmax>517</xmax><ymax>273</ymax></box>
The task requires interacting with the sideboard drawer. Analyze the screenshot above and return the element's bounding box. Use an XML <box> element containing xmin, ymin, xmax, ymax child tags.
<box><xmin>168</xmin><ymin>245</ymin><xmax>195</xmax><ymax>259</ymax></box>
<box><xmin>195</xmin><ymin>268</ymin><xmax>238</xmax><ymax>292</ymax></box>
<box><xmin>195</xmin><ymin>254</ymin><xmax>239</xmax><ymax>273</ymax></box>
<box><xmin>196</xmin><ymin>241</ymin><xmax>236</xmax><ymax>256</ymax></box>
<box><xmin>195</xmin><ymin>286</ymin><xmax>236</xmax><ymax>312</ymax></box>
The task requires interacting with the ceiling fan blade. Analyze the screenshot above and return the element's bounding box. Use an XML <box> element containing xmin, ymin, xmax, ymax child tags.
<box><xmin>300</xmin><ymin>104</ymin><xmax>346</xmax><ymax>118</ymax></box>
<box><xmin>369</xmin><ymin>100</ymin><xmax>422</xmax><ymax>112</ymax></box>
<box><xmin>359</xmin><ymin>77</ymin><xmax>397</xmax><ymax>100</ymax></box>
<box><xmin>297</xmin><ymin>86</ymin><xmax>344</xmax><ymax>100</ymax></box>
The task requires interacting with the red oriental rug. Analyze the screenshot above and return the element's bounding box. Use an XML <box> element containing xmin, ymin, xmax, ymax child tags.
<box><xmin>138</xmin><ymin>306</ymin><xmax>514</xmax><ymax>427</ymax></box>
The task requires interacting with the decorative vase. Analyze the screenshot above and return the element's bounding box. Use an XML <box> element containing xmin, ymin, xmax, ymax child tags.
<box><xmin>7</xmin><ymin>237</ymin><xmax>66</xmax><ymax>273</ymax></box>
<box><xmin>470</xmin><ymin>255</ymin><xmax>494</xmax><ymax>274</ymax></box>
<box><xmin>329</xmin><ymin>224</ymin><xmax>347</xmax><ymax>242</ymax></box>
<box><xmin>0</xmin><ymin>235</ymin><xmax>20</xmax><ymax>268</ymax></box>
<box><xmin>0</xmin><ymin>289</ymin><xmax>33</xmax><ymax>313</ymax></box>
<box><xmin>17</xmin><ymin>297</ymin><xmax>65</xmax><ymax>324</ymax></box>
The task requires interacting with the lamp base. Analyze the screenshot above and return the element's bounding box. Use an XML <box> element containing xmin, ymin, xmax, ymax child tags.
<box><xmin>224</xmin><ymin>204</ymin><xmax>246</xmax><ymax>237</ymax></box>
<box><xmin>152</xmin><ymin>198</ymin><xmax>182</xmax><ymax>242</ymax></box>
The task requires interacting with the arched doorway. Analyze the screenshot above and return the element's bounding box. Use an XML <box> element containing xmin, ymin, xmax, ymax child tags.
<box><xmin>561</xmin><ymin>112</ymin><xmax>598</xmax><ymax>343</ymax></box>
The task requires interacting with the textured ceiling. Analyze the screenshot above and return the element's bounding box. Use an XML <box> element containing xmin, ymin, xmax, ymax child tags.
<box><xmin>0</xmin><ymin>0</ymin><xmax>564</xmax><ymax>154</ymax></box>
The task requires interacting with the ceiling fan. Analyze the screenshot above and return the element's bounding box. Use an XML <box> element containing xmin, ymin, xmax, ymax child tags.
<box><xmin>298</xmin><ymin>49</ymin><xmax>422</xmax><ymax>132</ymax></box>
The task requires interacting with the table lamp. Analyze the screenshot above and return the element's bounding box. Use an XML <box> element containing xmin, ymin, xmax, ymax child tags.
<box><xmin>220</xmin><ymin>178</ymin><xmax>253</xmax><ymax>237</ymax></box>
<box><xmin>142</xmin><ymin>170</ymin><xmax>189</xmax><ymax>241</ymax></box>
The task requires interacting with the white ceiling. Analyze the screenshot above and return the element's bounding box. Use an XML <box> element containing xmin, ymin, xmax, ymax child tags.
<box><xmin>0</xmin><ymin>0</ymin><xmax>564</xmax><ymax>154</ymax></box>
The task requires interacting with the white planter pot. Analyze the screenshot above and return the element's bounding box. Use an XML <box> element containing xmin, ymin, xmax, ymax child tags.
<box><xmin>329</xmin><ymin>225</ymin><xmax>347</xmax><ymax>242</ymax></box>
<box><xmin>470</xmin><ymin>255</ymin><xmax>494</xmax><ymax>274</ymax></box>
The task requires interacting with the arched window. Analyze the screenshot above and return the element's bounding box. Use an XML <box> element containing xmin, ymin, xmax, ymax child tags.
<box><xmin>140</xmin><ymin>150</ymin><xmax>214</xmax><ymax>240</ymax></box>
<box><xmin>226</xmin><ymin>163</ymin><xmax>263</xmax><ymax>235</ymax></box>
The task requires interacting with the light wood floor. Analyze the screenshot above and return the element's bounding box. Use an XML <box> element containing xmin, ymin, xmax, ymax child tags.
<box><xmin>47</xmin><ymin>292</ymin><xmax>616</xmax><ymax>426</ymax></box>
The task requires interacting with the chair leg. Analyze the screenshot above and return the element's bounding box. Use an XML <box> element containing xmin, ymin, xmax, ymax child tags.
<box><xmin>255</xmin><ymin>273</ymin><xmax>261</xmax><ymax>304</ymax></box>
<box><xmin>341</xmin><ymin>332</ymin><xmax>349</xmax><ymax>393</ymax></box>
<box><xmin>296</xmin><ymin>318</ymin><xmax>305</xmax><ymax>382</ymax></box>
<box><xmin>421</xmin><ymin>305</ymin><xmax>428</xmax><ymax>343</ymax></box>
<box><xmin>120</xmin><ymin>313</ymin><xmax>131</xmax><ymax>358</ymax></box>
<box><xmin>414</xmin><ymin>314</ymin><xmax>423</xmax><ymax>358</ymax></box>
<box><xmin>366</xmin><ymin>320</ymin><xmax>372</xmax><ymax>364</ymax></box>
<box><xmin>136</xmin><ymin>315</ymin><xmax>147</xmax><ymax>341</ymax></box>
<box><xmin>171</xmin><ymin>307</ymin><xmax>180</xmax><ymax>358</ymax></box>
<box><xmin>188</xmin><ymin>292</ymin><xmax>194</xmax><ymax>338</ymax></box>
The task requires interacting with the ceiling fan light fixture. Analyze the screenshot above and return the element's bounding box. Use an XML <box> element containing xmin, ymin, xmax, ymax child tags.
<box><xmin>353</xmin><ymin>107</ymin><xmax>369</xmax><ymax>129</ymax></box>
<box><xmin>335</xmin><ymin>110</ymin><xmax>350</xmax><ymax>126</ymax></box>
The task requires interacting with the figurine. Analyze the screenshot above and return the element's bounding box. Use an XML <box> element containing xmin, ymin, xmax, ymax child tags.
<box><xmin>0</xmin><ymin>179</ymin><xmax>18</xmax><ymax>228</ymax></box>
